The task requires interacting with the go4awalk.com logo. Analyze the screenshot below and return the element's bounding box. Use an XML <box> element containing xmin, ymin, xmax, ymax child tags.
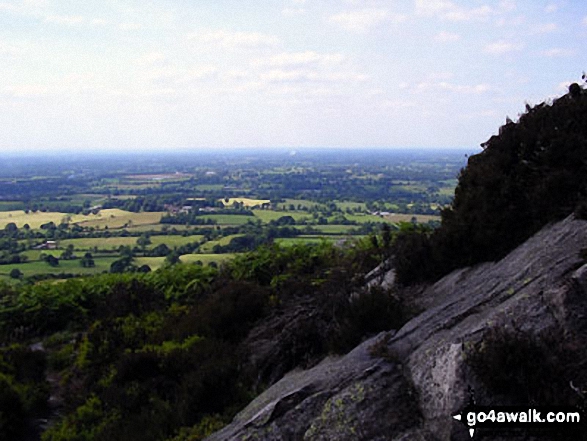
<box><xmin>452</xmin><ymin>405</ymin><xmax>585</xmax><ymax>438</ymax></box>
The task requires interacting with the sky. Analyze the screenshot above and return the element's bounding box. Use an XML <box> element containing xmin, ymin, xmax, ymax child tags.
<box><xmin>0</xmin><ymin>0</ymin><xmax>585</xmax><ymax>153</ymax></box>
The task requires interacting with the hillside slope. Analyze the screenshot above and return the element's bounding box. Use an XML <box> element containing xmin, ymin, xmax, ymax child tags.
<box><xmin>393</xmin><ymin>84</ymin><xmax>587</xmax><ymax>285</ymax></box>
<box><xmin>207</xmin><ymin>215</ymin><xmax>587</xmax><ymax>440</ymax></box>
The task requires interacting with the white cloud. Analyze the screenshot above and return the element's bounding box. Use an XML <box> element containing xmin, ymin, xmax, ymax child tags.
<box><xmin>282</xmin><ymin>7</ymin><xmax>305</xmax><ymax>16</ymax></box>
<box><xmin>0</xmin><ymin>40</ymin><xmax>22</xmax><ymax>56</ymax></box>
<box><xmin>183</xmin><ymin>66</ymin><xmax>218</xmax><ymax>82</ymax></box>
<box><xmin>434</xmin><ymin>31</ymin><xmax>460</xmax><ymax>42</ymax></box>
<box><xmin>44</xmin><ymin>14</ymin><xmax>84</xmax><ymax>26</ymax></box>
<box><xmin>187</xmin><ymin>30</ymin><xmax>279</xmax><ymax>48</ymax></box>
<box><xmin>136</xmin><ymin>52</ymin><xmax>167</xmax><ymax>66</ymax></box>
<box><xmin>532</xmin><ymin>23</ymin><xmax>557</xmax><ymax>34</ymax></box>
<box><xmin>254</xmin><ymin>51</ymin><xmax>345</xmax><ymax>68</ymax></box>
<box><xmin>379</xmin><ymin>99</ymin><xmax>417</xmax><ymax>109</ymax></box>
<box><xmin>330</xmin><ymin>9</ymin><xmax>401</xmax><ymax>33</ymax></box>
<box><xmin>541</xmin><ymin>48</ymin><xmax>576</xmax><ymax>57</ymax></box>
<box><xmin>484</xmin><ymin>40</ymin><xmax>524</xmax><ymax>55</ymax></box>
<box><xmin>583</xmin><ymin>16</ymin><xmax>587</xmax><ymax>26</ymax></box>
<box><xmin>545</xmin><ymin>3</ymin><xmax>558</xmax><ymax>13</ymax></box>
<box><xmin>410</xmin><ymin>80</ymin><xmax>491</xmax><ymax>94</ymax></box>
<box><xmin>0</xmin><ymin>0</ymin><xmax>47</xmax><ymax>17</ymax></box>
<box><xmin>416</xmin><ymin>0</ymin><xmax>518</xmax><ymax>22</ymax></box>
<box><xmin>444</xmin><ymin>5</ymin><xmax>492</xmax><ymax>21</ymax></box>
<box><xmin>259</xmin><ymin>68</ymin><xmax>367</xmax><ymax>83</ymax></box>
<box><xmin>498</xmin><ymin>0</ymin><xmax>516</xmax><ymax>12</ymax></box>
<box><xmin>0</xmin><ymin>3</ymin><xmax>17</xmax><ymax>12</ymax></box>
<box><xmin>1</xmin><ymin>84</ymin><xmax>49</xmax><ymax>98</ymax></box>
<box><xmin>119</xmin><ymin>22</ymin><xmax>142</xmax><ymax>31</ymax></box>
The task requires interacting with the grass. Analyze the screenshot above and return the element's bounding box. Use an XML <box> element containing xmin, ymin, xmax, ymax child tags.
<box><xmin>21</xmin><ymin>250</ymin><xmax>64</xmax><ymax>261</ymax></box>
<box><xmin>56</xmin><ymin>234</ymin><xmax>204</xmax><ymax>251</ymax></box>
<box><xmin>0</xmin><ymin>256</ymin><xmax>117</xmax><ymax>278</ymax></box>
<box><xmin>149</xmin><ymin>235</ymin><xmax>204</xmax><ymax>248</ymax></box>
<box><xmin>199</xmin><ymin>214</ymin><xmax>255</xmax><ymax>226</ymax></box>
<box><xmin>194</xmin><ymin>184</ymin><xmax>224</xmax><ymax>191</ymax></box>
<box><xmin>0</xmin><ymin>201</ymin><xmax>26</xmax><ymax>212</ymax></box>
<box><xmin>199</xmin><ymin>234</ymin><xmax>244</xmax><ymax>252</ymax></box>
<box><xmin>59</xmin><ymin>237</ymin><xmax>139</xmax><ymax>250</ymax></box>
<box><xmin>275</xmin><ymin>236</ymin><xmax>350</xmax><ymax>246</ymax></box>
<box><xmin>133</xmin><ymin>253</ymin><xmax>237</xmax><ymax>270</ymax></box>
<box><xmin>335</xmin><ymin>201</ymin><xmax>367</xmax><ymax>211</ymax></box>
<box><xmin>303</xmin><ymin>225</ymin><xmax>358</xmax><ymax>234</ymax></box>
<box><xmin>277</xmin><ymin>199</ymin><xmax>322</xmax><ymax>210</ymax></box>
<box><xmin>252</xmin><ymin>210</ymin><xmax>310</xmax><ymax>223</ymax></box>
<box><xmin>179</xmin><ymin>253</ymin><xmax>237</xmax><ymax>265</ymax></box>
<box><xmin>382</xmin><ymin>213</ymin><xmax>440</xmax><ymax>223</ymax></box>
<box><xmin>133</xmin><ymin>256</ymin><xmax>166</xmax><ymax>270</ymax></box>
<box><xmin>124</xmin><ymin>224</ymin><xmax>191</xmax><ymax>233</ymax></box>
<box><xmin>345</xmin><ymin>213</ymin><xmax>392</xmax><ymax>223</ymax></box>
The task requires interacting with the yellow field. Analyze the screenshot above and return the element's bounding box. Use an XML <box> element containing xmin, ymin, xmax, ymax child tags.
<box><xmin>0</xmin><ymin>209</ymin><xmax>164</xmax><ymax>230</ymax></box>
<box><xmin>133</xmin><ymin>253</ymin><xmax>236</xmax><ymax>270</ymax></box>
<box><xmin>220</xmin><ymin>197</ymin><xmax>270</xmax><ymax>207</ymax></box>
<box><xmin>179</xmin><ymin>253</ymin><xmax>237</xmax><ymax>265</ymax></box>
<box><xmin>0</xmin><ymin>211</ymin><xmax>70</xmax><ymax>229</ymax></box>
<box><xmin>70</xmin><ymin>209</ymin><xmax>164</xmax><ymax>229</ymax></box>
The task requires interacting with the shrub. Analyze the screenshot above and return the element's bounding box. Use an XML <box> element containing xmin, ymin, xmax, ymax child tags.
<box><xmin>465</xmin><ymin>326</ymin><xmax>587</xmax><ymax>406</ymax></box>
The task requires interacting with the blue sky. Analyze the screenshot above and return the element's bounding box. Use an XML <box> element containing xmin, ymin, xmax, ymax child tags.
<box><xmin>0</xmin><ymin>0</ymin><xmax>585</xmax><ymax>153</ymax></box>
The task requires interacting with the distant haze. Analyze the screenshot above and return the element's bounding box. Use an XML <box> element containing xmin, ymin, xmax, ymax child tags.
<box><xmin>0</xmin><ymin>0</ymin><xmax>585</xmax><ymax>153</ymax></box>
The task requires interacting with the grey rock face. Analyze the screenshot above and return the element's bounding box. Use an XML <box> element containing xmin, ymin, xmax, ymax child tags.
<box><xmin>207</xmin><ymin>216</ymin><xmax>587</xmax><ymax>441</ymax></box>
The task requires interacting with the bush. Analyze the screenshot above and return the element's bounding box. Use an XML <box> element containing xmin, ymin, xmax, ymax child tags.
<box><xmin>0</xmin><ymin>374</ymin><xmax>26</xmax><ymax>440</ymax></box>
<box><xmin>9</xmin><ymin>268</ymin><xmax>22</xmax><ymax>279</ymax></box>
<box><xmin>395</xmin><ymin>86</ymin><xmax>587</xmax><ymax>284</ymax></box>
<box><xmin>465</xmin><ymin>326</ymin><xmax>587</xmax><ymax>406</ymax></box>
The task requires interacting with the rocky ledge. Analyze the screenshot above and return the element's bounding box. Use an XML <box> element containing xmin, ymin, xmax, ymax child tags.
<box><xmin>207</xmin><ymin>216</ymin><xmax>587</xmax><ymax>441</ymax></box>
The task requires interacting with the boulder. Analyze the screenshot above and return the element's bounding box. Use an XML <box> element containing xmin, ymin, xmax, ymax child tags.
<box><xmin>207</xmin><ymin>216</ymin><xmax>587</xmax><ymax>440</ymax></box>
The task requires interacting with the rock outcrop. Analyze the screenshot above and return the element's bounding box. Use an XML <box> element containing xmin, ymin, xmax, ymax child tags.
<box><xmin>207</xmin><ymin>216</ymin><xmax>587</xmax><ymax>441</ymax></box>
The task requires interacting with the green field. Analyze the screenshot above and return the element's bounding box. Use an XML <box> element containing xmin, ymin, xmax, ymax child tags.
<box><xmin>0</xmin><ymin>201</ymin><xmax>26</xmax><ymax>212</ymax></box>
<box><xmin>251</xmin><ymin>210</ymin><xmax>310</xmax><ymax>223</ymax></box>
<box><xmin>149</xmin><ymin>235</ymin><xmax>204</xmax><ymax>248</ymax></box>
<box><xmin>59</xmin><ymin>237</ymin><xmax>139</xmax><ymax>250</ymax></box>
<box><xmin>0</xmin><ymin>256</ymin><xmax>117</xmax><ymax>279</ymax></box>
<box><xmin>275</xmin><ymin>236</ymin><xmax>350</xmax><ymax>246</ymax></box>
<box><xmin>303</xmin><ymin>224</ymin><xmax>358</xmax><ymax>234</ymax></box>
<box><xmin>199</xmin><ymin>234</ymin><xmax>244</xmax><ymax>252</ymax></box>
<box><xmin>335</xmin><ymin>201</ymin><xmax>367</xmax><ymax>211</ymax></box>
<box><xmin>133</xmin><ymin>253</ymin><xmax>237</xmax><ymax>271</ymax></box>
<box><xmin>383</xmin><ymin>213</ymin><xmax>440</xmax><ymax>223</ymax></box>
<box><xmin>276</xmin><ymin>199</ymin><xmax>321</xmax><ymax>210</ymax></box>
<box><xmin>199</xmin><ymin>214</ymin><xmax>256</xmax><ymax>226</ymax></box>
<box><xmin>194</xmin><ymin>184</ymin><xmax>224</xmax><ymax>191</ymax></box>
<box><xmin>21</xmin><ymin>249</ymin><xmax>67</xmax><ymax>261</ymax></box>
<box><xmin>54</xmin><ymin>234</ymin><xmax>204</xmax><ymax>252</ymax></box>
<box><xmin>345</xmin><ymin>213</ymin><xmax>392</xmax><ymax>223</ymax></box>
<box><xmin>179</xmin><ymin>253</ymin><xmax>237</xmax><ymax>265</ymax></box>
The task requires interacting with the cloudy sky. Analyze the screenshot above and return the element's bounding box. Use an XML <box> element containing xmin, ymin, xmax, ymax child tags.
<box><xmin>0</xmin><ymin>0</ymin><xmax>585</xmax><ymax>153</ymax></box>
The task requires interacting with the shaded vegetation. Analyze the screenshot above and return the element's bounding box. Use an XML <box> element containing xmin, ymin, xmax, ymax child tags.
<box><xmin>394</xmin><ymin>84</ymin><xmax>587</xmax><ymax>285</ymax></box>
<box><xmin>0</xmin><ymin>235</ymin><xmax>406</xmax><ymax>440</ymax></box>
